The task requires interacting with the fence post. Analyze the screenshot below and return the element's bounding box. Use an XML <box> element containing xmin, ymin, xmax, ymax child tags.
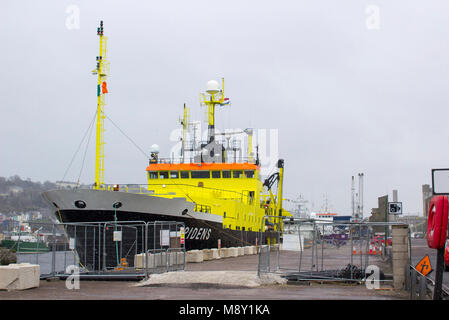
<box><xmin>311</xmin><ymin>222</ymin><xmax>315</xmax><ymax>271</ymax></box>
<box><xmin>92</xmin><ymin>226</ymin><xmax>96</xmax><ymax>272</ymax></box>
<box><xmin>419</xmin><ymin>273</ymin><xmax>427</xmax><ymax>300</ymax></box>
<box><xmin>98</xmin><ymin>225</ymin><xmax>101</xmax><ymax>273</ymax></box>
<box><xmin>298</xmin><ymin>223</ymin><xmax>303</xmax><ymax>273</ymax></box>
<box><xmin>102</xmin><ymin>223</ymin><xmax>107</xmax><ymax>272</ymax></box>
<box><xmin>64</xmin><ymin>239</ymin><xmax>67</xmax><ymax>274</ymax></box>
<box><xmin>321</xmin><ymin>224</ymin><xmax>324</xmax><ymax>271</ymax></box>
<box><xmin>84</xmin><ymin>226</ymin><xmax>87</xmax><ymax>271</ymax></box>
<box><xmin>267</xmin><ymin>244</ymin><xmax>271</xmax><ymax>273</ymax></box>
<box><xmin>350</xmin><ymin>225</ymin><xmax>353</xmax><ymax>279</ymax></box>
<box><xmin>183</xmin><ymin>235</ymin><xmax>186</xmax><ymax>271</ymax></box>
<box><xmin>35</xmin><ymin>224</ymin><xmax>39</xmax><ymax>265</ymax></box>
<box><xmin>315</xmin><ymin>223</ymin><xmax>319</xmax><ymax>271</ymax></box>
<box><xmin>359</xmin><ymin>224</ymin><xmax>363</xmax><ymax>272</ymax></box>
<box><xmin>410</xmin><ymin>269</ymin><xmax>417</xmax><ymax>300</ymax></box>
<box><xmin>52</xmin><ymin>223</ymin><xmax>56</xmax><ymax>277</ymax></box>
<box><xmin>364</xmin><ymin>226</ymin><xmax>370</xmax><ymax>271</ymax></box>
<box><xmin>145</xmin><ymin>222</ymin><xmax>149</xmax><ymax>280</ymax></box>
<box><xmin>166</xmin><ymin>248</ymin><xmax>169</xmax><ymax>273</ymax></box>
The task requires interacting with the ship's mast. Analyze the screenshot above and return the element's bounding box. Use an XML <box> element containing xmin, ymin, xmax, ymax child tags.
<box><xmin>92</xmin><ymin>21</ymin><xmax>109</xmax><ymax>189</ymax></box>
<box><xmin>276</xmin><ymin>159</ymin><xmax>285</xmax><ymax>216</ymax></box>
<box><xmin>180</xmin><ymin>103</ymin><xmax>190</xmax><ymax>163</ymax></box>
<box><xmin>200</xmin><ymin>78</ymin><xmax>226</xmax><ymax>144</ymax></box>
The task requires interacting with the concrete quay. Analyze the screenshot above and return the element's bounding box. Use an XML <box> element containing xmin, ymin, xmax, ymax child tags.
<box><xmin>0</xmin><ymin>249</ymin><xmax>408</xmax><ymax>300</ymax></box>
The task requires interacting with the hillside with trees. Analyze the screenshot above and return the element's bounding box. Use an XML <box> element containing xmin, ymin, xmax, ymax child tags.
<box><xmin>0</xmin><ymin>175</ymin><xmax>57</xmax><ymax>216</ymax></box>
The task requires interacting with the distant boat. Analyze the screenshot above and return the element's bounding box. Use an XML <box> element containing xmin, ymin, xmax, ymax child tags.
<box><xmin>0</xmin><ymin>232</ymin><xmax>50</xmax><ymax>253</ymax></box>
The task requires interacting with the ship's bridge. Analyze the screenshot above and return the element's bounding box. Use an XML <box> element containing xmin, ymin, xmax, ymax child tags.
<box><xmin>146</xmin><ymin>162</ymin><xmax>260</xmax><ymax>191</ymax></box>
<box><xmin>145</xmin><ymin>161</ymin><xmax>263</xmax><ymax>213</ymax></box>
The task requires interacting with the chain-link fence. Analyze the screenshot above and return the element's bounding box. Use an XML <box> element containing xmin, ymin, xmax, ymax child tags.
<box><xmin>1</xmin><ymin>221</ymin><xmax>185</xmax><ymax>280</ymax></box>
<box><xmin>258</xmin><ymin>218</ymin><xmax>409</xmax><ymax>285</ymax></box>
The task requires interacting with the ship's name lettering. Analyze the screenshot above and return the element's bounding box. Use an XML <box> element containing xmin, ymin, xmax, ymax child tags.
<box><xmin>184</xmin><ymin>227</ymin><xmax>211</xmax><ymax>240</ymax></box>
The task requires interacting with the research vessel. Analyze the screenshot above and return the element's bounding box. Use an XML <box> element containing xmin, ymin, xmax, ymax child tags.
<box><xmin>42</xmin><ymin>21</ymin><xmax>289</xmax><ymax>264</ymax></box>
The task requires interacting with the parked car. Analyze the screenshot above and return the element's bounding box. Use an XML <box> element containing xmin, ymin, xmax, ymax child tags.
<box><xmin>373</xmin><ymin>235</ymin><xmax>392</xmax><ymax>246</ymax></box>
<box><xmin>412</xmin><ymin>232</ymin><xmax>425</xmax><ymax>239</ymax></box>
<box><xmin>373</xmin><ymin>235</ymin><xmax>383</xmax><ymax>243</ymax></box>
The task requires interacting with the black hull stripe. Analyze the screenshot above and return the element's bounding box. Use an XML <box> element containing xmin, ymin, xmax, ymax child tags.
<box><xmin>55</xmin><ymin>209</ymin><xmax>262</xmax><ymax>251</ymax></box>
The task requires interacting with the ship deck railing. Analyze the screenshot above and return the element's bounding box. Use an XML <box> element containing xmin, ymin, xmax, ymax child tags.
<box><xmin>56</xmin><ymin>184</ymin><xmax>153</xmax><ymax>195</ymax></box>
<box><xmin>150</xmin><ymin>157</ymin><xmax>257</xmax><ymax>165</ymax></box>
<box><xmin>85</xmin><ymin>184</ymin><xmax>154</xmax><ymax>195</ymax></box>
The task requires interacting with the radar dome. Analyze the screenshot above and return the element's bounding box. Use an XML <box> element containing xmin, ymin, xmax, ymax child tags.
<box><xmin>150</xmin><ymin>144</ymin><xmax>160</xmax><ymax>153</ymax></box>
<box><xmin>206</xmin><ymin>80</ymin><xmax>220</xmax><ymax>94</ymax></box>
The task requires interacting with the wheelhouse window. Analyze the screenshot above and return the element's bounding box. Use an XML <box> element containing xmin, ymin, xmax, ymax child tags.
<box><xmin>211</xmin><ymin>171</ymin><xmax>221</xmax><ymax>178</ymax></box>
<box><xmin>233</xmin><ymin>170</ymin><xmax>243</xmax><ymax>178</ymax></box>
<box><xmin>245</xmin><ymin>170</ymin><xmax>255</xmax><ymax>178</ymax></box>
<box><xmin>170</xmin><ymin>171</ymin><xmax>179</xmax><ymax>179</ymax></box>
<box><xmin>222</xmin><ymin>170</ymin><xmax>231</xmax><ymax>178</ymax></box>
<box><xmin>149</xmin><ymin>171</ymin><xmax>158</xmax><ymax>179</ymax></box>
<box><xmin>159</xmin><ymin>171</ymin><xmax>169</xmax><ymax>179</ymax></box>
<box><xmin>180</xmin><ymin>171</ymin><xmax>190</xmax><ymax>179</ymax></box>
<box><xmin>191</xmin><ymin>171</ymin><xmax>210</xmax><ymax>179</ymax></box>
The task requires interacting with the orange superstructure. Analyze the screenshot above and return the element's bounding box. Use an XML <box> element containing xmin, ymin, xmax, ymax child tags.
<box><xmin>146</xmin><ymin>162</ymin><xmax>259</xmax><ymax>172</ymax></box>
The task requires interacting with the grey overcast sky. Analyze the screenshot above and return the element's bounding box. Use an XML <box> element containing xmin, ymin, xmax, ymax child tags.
<box><xmin>1</xmin><ymin>0</ymin><xmax>449</xmax><ymax>217</ymax></box>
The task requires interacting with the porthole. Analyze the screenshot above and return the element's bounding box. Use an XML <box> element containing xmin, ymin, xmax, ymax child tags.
<box><xmin>74</xmin><ymin>200</ymin><xmax>86</xmax><ymax>209</ymax></box>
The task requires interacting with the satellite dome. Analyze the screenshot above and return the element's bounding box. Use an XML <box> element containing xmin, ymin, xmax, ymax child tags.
<box><xmin>150</xmin><ymin>144</ymin><xmax>160</xmax><ymax>153</ymax></box>
<box><xmin>206</xmin><ymin>80</ymin><xmax>220</xmax><ymax>94</ymax></box>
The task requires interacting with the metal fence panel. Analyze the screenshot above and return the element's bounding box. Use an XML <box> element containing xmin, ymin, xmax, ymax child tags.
<box><xmin>404</xmin><ymin>264</ymin><xmax>449</xmax><ymax>300</ymax></box>
<box><xmin>258</xmin><ymin>219</ymin><xmax>407</xmax><ymax>285</ymax></box>
<box><xmin>5</xmin><ymin>221</ymin><xmax>186</xmax><ymax>280</ymax></box>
